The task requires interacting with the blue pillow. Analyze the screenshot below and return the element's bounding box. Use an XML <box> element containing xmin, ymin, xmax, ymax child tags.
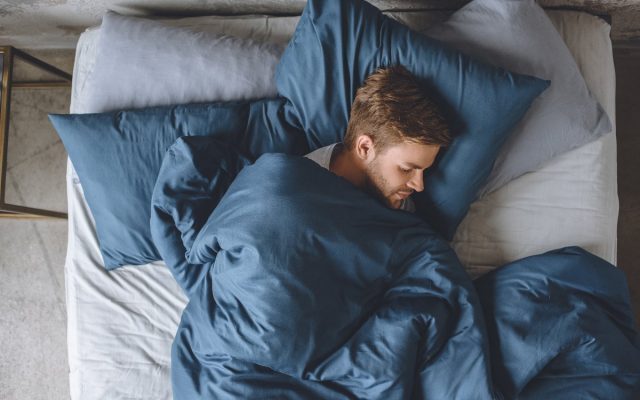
<box><xmin>50</xmin><ymin>100</ymin><xmax>306</xmax><ymax>269</ymax></box>
<box><xmin>275</xmin><ymin>0</ymin><xmax>550</xmax><ymax>240</ymax></box>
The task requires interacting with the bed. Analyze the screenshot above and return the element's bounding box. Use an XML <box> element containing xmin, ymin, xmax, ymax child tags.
<box><xmin>63</xmin><ymin>6</ymin><xmax>619</xmax><ymax>400</ymax></box>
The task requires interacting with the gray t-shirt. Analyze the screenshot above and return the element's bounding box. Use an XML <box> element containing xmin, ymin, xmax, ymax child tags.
<box><xmin>305</xmin><ymin>143</ymin><xmax>416</xmax><ymax>212</ymax></box>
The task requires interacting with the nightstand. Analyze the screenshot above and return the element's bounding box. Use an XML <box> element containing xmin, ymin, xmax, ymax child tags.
<box><xmin>0</xmin><ymin>46</ymin><xmax>71</xmax><ymax>219</ymax></box>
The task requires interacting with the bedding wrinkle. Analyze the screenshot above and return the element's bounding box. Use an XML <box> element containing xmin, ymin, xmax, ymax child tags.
<box><xmin>455</xmin><ymin>54</ymin><xmax>467</xmax><ymax>111</ymax></box>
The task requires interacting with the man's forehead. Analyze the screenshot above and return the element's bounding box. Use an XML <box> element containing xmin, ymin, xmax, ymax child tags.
<box><xmin>383</xmin><ymin>142</ymin><xmax>440</xmax><ymax>165</ymax></box>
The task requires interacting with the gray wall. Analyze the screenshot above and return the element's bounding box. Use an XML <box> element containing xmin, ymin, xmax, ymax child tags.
<box><xmin>0</xmin><ymin>0</ymin><xmax>639</xmax><ymax>49</ymax></box>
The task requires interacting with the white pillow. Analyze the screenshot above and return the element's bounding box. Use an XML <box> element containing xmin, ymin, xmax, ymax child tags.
<box><xmin>425</xmin><ymin>0</ymin><xmax>612</xmax><ymax>198</ymax></box>
<box><xmin>83</xmin><ymin>11</ymin><xmax>283</xmax><ymax>113</ymax></box>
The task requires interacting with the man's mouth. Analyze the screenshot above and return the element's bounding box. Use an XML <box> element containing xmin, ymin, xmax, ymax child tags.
<box><xmin>396</xmin><ymin>190</ymin><xmax>413</xmax><ymax>199</ymax></box>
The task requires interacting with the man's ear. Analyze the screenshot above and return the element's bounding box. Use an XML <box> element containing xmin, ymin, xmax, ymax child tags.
<box><xmin>355</xmin><ymin>134</ymin><xmax>376</xmax><ymax>162</ymax></box>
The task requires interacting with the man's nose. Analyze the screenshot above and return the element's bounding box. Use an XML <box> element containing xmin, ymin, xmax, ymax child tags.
<box><xmin>407</xmin><ymin>171</ymin><xmax>424</xmax><ymax>192</ymax></box>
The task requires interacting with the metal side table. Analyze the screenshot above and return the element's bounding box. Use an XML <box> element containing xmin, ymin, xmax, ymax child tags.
<box><xmin>0</xmin><ymin>46</ymin><xmax>71</xmax><ymax>219</ymax></box>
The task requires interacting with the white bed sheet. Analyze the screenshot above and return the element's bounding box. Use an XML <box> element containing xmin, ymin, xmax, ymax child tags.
<box><xmin>64</xmin><ymin>11</ymin><xmax>618</xmax><ymax>399</ymax></box>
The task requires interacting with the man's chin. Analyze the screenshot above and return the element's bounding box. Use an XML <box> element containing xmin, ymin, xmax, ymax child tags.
<box><xmin>387</xmin><ymin>198</ymin><xmax>403</xmax><ymax>209</ymax></box>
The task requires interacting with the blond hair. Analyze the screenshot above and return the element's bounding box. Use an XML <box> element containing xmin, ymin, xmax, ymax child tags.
<box><xmin>344</xmin><ymin>65</ymin><xmax>451</xmax><ymax>152</ymax></box>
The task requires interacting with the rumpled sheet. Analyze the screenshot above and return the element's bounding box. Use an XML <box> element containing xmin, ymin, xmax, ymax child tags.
<box><xmin>151</xmin><ymin>136</ymin><xmax>640</xmax><ymax>399</ymax></box>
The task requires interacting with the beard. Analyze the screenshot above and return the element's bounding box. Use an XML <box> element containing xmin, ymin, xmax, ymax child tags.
<box><xmin>364</xmin><ymin>158</ymin><xmax>405</xmax><ymax>209</ymax></box>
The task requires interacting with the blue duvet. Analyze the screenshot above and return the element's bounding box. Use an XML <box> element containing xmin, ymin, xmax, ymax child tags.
<box><xmin>151</xmin><ymin>136</ymin><xmax>640</xmax><ymax>399</ymax></box>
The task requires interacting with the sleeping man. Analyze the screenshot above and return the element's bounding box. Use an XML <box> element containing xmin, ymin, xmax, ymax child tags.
<box><xmin>152</xmin><ymin>63</ymin><xmax>640</xmax><ymax>400</ymax></box>
<box><xmin>304</xmin><ymin>65</ymin><xmax>452</xmax><ymax>211</ymax></box>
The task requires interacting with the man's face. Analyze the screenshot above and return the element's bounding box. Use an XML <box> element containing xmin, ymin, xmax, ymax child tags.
<box><xmin>363</xmin><ymin>141</ymin><xmax>440</xmax><ymax>209</ymax></box>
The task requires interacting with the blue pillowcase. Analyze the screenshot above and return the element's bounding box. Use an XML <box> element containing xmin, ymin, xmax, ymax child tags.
<box><xmin>275</xmin><ymin>0</ymin><xmax>551</xmax><ymax>240</ymax></box>
<box><xmin>50</xmin><ymin>100</ymin><xmax>305</xmax><ymax>269</ymax></box>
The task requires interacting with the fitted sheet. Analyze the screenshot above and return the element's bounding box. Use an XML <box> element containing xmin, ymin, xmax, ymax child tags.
<box><xmin>64</xmin><ymin>10</ymin><xmax>618</xmax><ymax>399</ymax></box>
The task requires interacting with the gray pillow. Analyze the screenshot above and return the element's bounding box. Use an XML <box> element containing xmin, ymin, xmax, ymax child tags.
<box><xmin>425</xmin><ymin>0</ymin><xmax>612</xmax><ymax>198</ymax></box>
<box><xmin>83</xmin><ymin>11</ymin><xmax>284</xmax><ymax>113</ymax></box>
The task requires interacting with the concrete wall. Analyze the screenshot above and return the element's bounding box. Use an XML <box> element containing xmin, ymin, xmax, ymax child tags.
<box><xmin>0</xmin><ymin>0</ymin><xmax>639</xmax><ymax>49</ymax></box>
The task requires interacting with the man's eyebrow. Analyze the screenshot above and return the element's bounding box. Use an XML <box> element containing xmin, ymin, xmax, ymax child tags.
<box><xmin>405</xmin><ymin>162</ymin><xmax>425</xmax><ymax>169</ymax></box>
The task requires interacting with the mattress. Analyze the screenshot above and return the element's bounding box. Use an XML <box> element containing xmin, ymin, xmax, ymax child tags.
<box><xmin>64</xmin><ymin>10</ymin><xmax>618</xmax><ymax>399</ymax></box>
